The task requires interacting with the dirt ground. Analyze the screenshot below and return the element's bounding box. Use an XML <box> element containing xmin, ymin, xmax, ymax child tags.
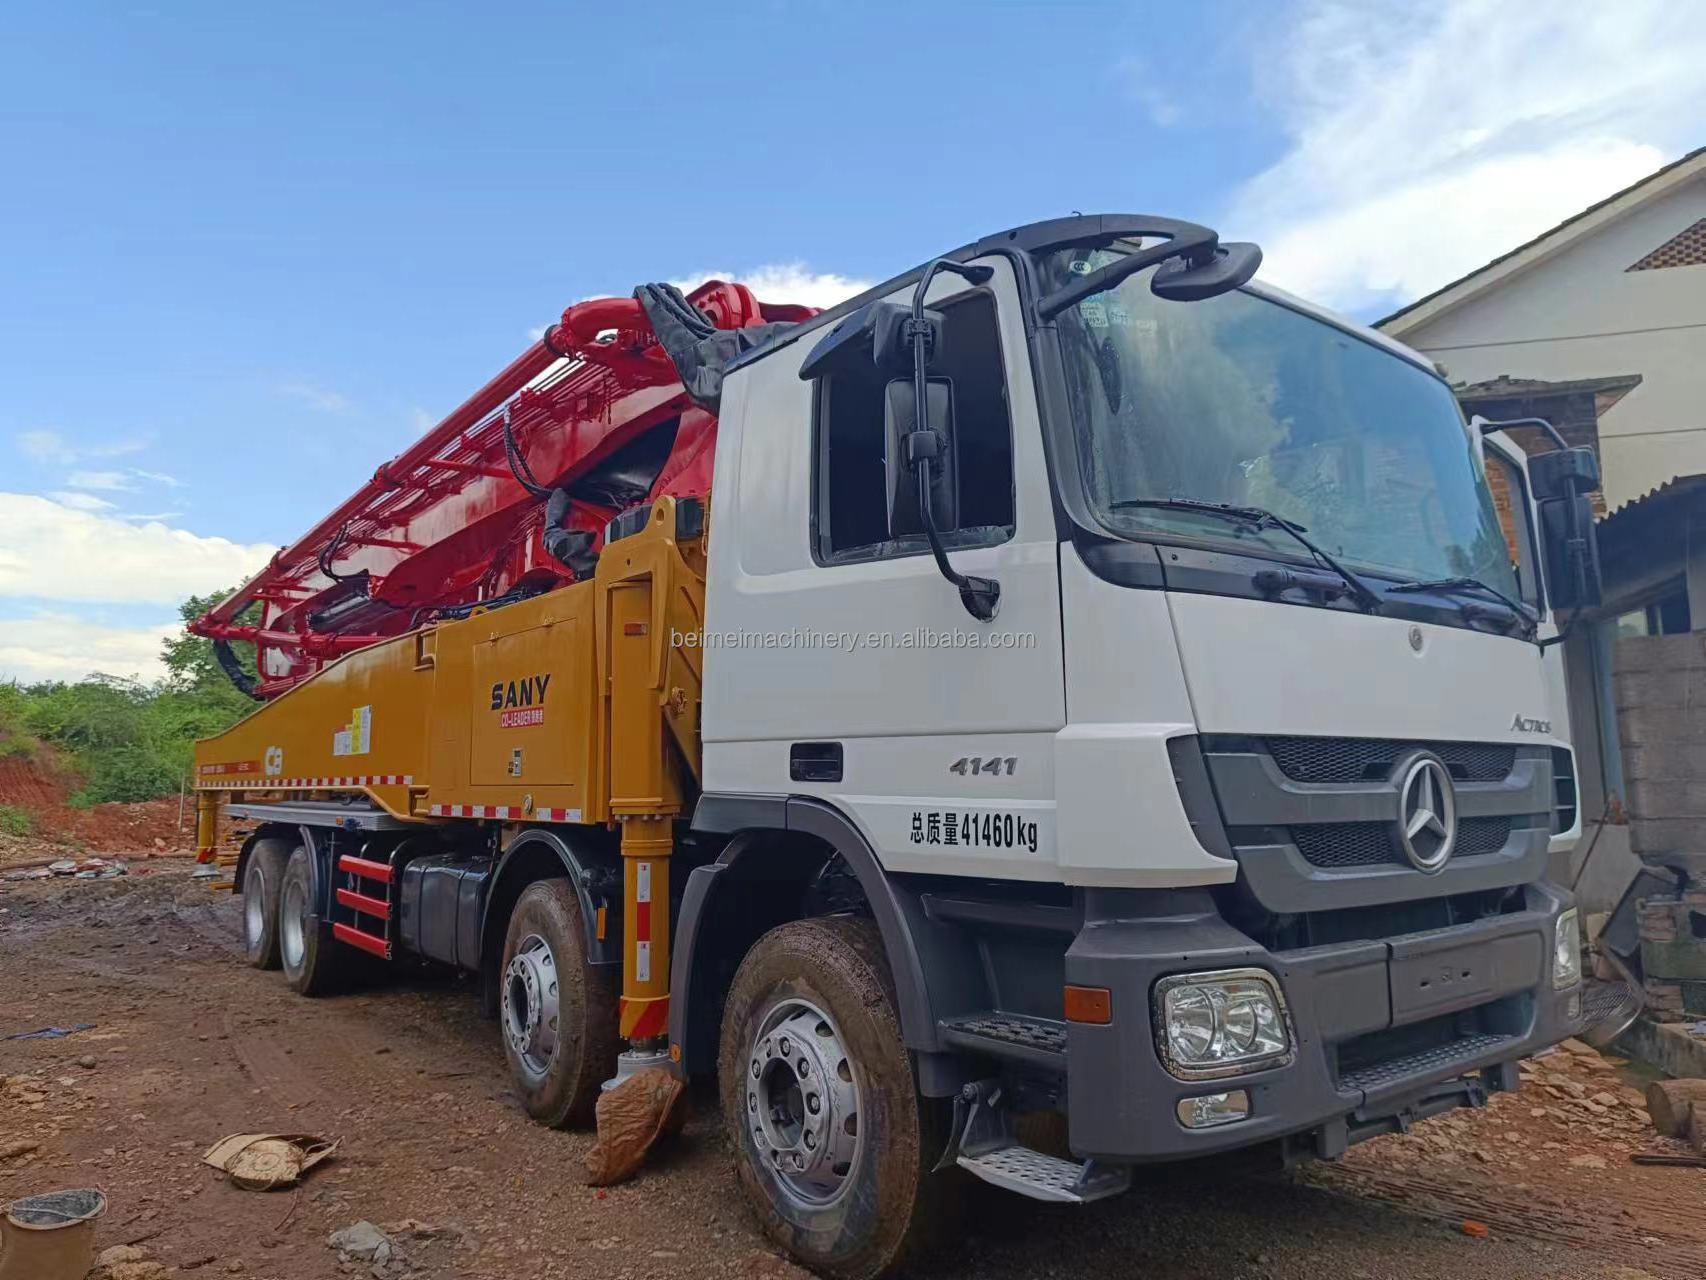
<box><xmin>3</xmin><ymin>863</ymin><xmax>1705</xmax><ymax>1280</ymax></box>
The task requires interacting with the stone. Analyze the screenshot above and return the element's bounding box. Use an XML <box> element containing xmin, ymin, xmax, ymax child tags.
<box><xmin>1569</xmin><ymin>1153</ymin><xmax>1607</xmax><ymax>1169</ymax></box>
<box><xmin>329</xmin><ymin>1221</ymin><xmax>395</xmax><ymax>1266</ymax></box>
<box><xmin>109</xmin><ymin>1263</ymin><xmax>173</xmax><ymax>1280</ymax></box>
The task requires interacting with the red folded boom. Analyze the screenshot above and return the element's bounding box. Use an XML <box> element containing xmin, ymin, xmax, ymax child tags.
<box><xmin>192</xmin><ymin>281</ymin><xmax>814</xmax><ymax>697</ymax></box>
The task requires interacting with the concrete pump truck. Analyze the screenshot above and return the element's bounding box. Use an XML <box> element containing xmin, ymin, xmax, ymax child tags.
<box><xmin>189</xmin><ymin>215</ymin><xmax>1602</xmax><ymax>1278</ymax></box>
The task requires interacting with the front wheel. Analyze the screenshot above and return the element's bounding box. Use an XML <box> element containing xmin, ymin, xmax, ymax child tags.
<box><xmin>719</xmin><ymin>916</ymin><xmax>948</xmax><ymax>1280</ymax></box>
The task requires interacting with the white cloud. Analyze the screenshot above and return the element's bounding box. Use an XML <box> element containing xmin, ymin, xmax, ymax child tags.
<box><xmin>1226</xmin><ymin>1</ymin><xmax>1706</xmax><ymax>313</ymax></box>
<box><xmin>278</xmin><ymin>381</ymin><xmax>352</xmax><ymax>413</ymax></box>
<box><xmin>130</xmin><ymin>468</ymin><xmax>183</xmax><ymax>487</ymax></box>
<box><xmin>0</xmin><ymin>493</ymin><xmax>276</xmax><ymax>606</ymax></box>
<box><xmin>66</xmin><ymin>469</ymin><xmax>136</xmax><ymax>492</ymax></box>
<box><xmin>47</xmin><ymin>491</ymin><xmax>116</xmax><ymax>512</ymax></box>
<box><xmin>0</xmin><ymin>611</ymin><xmax>179</xmax><ymax>684</ymax></box>
<box><xmin>409</xmin><ymin>406</ymin><xmax>436</xmax><ymax>433</ymax></box>
<box><xmin>668</xmin><ymin>263</ymin><xmax>874</xmax><ymax>310</ymax></box>
<box><xmin>15</xmin><ymin>429</ymin><xmax>148</xmax><ymax>467</ymax></box>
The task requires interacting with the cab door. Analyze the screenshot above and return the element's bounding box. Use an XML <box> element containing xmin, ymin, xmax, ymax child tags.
<box><xmin>701</xmin><ymin>256</ymin><xmax>1067</xmax><ymax>882</ymax></box>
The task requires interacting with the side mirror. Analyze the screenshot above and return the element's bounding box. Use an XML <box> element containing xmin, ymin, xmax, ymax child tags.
<box><xmin>884</xmin><ymin>377</ymin><xmax>957</xmax><ymax>538</ymax></box>
<box><xmin>1149</xmin><ymin>242</ymin><xmax>1263</xmax><ymax>302</ymax></box>
<box><xmin>1540</xmin><ymin>492</ymin><xmax>1603</xmax><ymax>613</ymax></box>
<box><xmin>1529</xmin><ymin>445</ymin><xmax>1600</xmax><ymax>501</ymax></box>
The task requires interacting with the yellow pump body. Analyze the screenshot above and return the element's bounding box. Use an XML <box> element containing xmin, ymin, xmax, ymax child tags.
<box><xmin>192</xmin><ymin>496</ymin><xmax>707</xmax><ymax>1042</ymax></box>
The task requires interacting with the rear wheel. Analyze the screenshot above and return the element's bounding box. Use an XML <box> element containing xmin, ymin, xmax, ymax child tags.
<box><xmin>719</xmin><ymin>916</ymin><xmax>948</xmax><ymax>1280</ymax></box>
<box><xmin>279</xmin><ymin>843</ymin><xmax>343</xmax><ymax>996</ymax></box>
<box><xmin>241</xmin><ymin>839</ymin><xmax>290</xmax><ymax>970</ymax></box>
<box><xmin>499</xmin><ymin>879</ymin><xmax>618</xmax><ymax>1128</ymax></box>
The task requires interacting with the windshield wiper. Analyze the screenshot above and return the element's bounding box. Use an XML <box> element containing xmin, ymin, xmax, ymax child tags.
<box><xmin>1107</xmin><ymin>498</ymin><xmax>1383</xmax><ymax>613</ymax></box>
<box><xmin>1388</xmin><ymin>576</ymin><xmax>1538</xmax><ymax>638</ymax></box>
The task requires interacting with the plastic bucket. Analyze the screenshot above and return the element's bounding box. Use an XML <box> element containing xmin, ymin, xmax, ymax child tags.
<box><xmin>0</xmin><ymin>1188</ymin><xmax>107</xmax><ymax>1280</ymax></box>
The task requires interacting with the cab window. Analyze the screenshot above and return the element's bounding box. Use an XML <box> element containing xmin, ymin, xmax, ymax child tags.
<box><xmin>811</xmin><ymin>291</ymin><xmax>1015</xmax><ymax>563</ymax></box>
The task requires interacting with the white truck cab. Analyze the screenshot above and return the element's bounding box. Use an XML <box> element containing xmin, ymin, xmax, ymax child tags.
<box><xmin>669</xmin><ymin>216</ymin><xmax>1597</xmax><ymax>1272</ymax></box>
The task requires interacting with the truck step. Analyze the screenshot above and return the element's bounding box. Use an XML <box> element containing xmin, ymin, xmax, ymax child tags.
<box><xmin>333</xmin><ymin>852</ymin><xmax>394</xmax><ymax>959</ymax></box>
<box><xmin>956</xmin><ymin>1144</ymin><xmax>1130</xmax><ymax>1204</ymax></box>
<box><xmin>939</xmin><ymin>1013</ymin><xmax>1067</xmax><ymax>1069</ymax></box>
<box><xmin>334</xmin><ymin>887</ymin><xmax>390</xmax><ymax>920</ymax></box>
<box><xmin>332</xmin><ymin>922</ymin><xmax>391</xmax><ymax>959</ymax></box>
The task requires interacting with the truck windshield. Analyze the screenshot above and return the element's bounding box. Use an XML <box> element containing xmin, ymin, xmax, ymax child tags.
<box><xmin>1042</xmin><ymin>245</ymin><xmax>1520</xmax><ymax>597</ymax></box>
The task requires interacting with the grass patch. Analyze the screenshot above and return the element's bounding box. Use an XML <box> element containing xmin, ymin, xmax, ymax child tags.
<box><xmin>0</xmin><ymin>805</ymin><xmax>32</xmax><ymax>837</ymax></box>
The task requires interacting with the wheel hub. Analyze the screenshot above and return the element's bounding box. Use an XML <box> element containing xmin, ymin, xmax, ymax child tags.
<box><xmin>747</xmin><ymin>999</ymin><xmax>861</xmax><ymax>1207</ymax></box>
<box><xmin>502</xmin><ymin>933</ymin><xmax>560</xmax><ymax>1081</ymax></box>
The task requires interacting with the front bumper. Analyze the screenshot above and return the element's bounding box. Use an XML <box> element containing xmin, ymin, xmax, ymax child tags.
<box><xmin>1062</xmin><ymin>881</ymin><xmax>1581</xmax><ymax>1162</ymax></box>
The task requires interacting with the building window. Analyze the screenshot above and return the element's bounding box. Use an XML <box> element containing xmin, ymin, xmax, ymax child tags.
<box><xmin>1615</xmin><ymin>585</ymin><xmax>1691</xmax><ymax>638</ymax></box>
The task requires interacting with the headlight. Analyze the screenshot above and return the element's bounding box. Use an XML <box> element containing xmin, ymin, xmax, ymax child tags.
<box><xmin>1154</xmin><ymin>969</ymin><xmax>1292</xmax><ymax>1079</ymax></box>
<box><xmin>1553</xmin><ymin>907</ymin><xmax>1582</xmax><ymax>989</ymax></box>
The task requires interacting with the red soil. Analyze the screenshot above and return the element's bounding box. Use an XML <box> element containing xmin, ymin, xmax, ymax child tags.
<box><xmin>0</xmin><ymin>750</ymin><xmax>189</xmax><ymax>856</ymax></box>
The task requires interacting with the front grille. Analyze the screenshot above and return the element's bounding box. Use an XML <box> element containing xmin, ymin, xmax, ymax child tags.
<box><xmin>1292</xmin><ymin>816</ymin><xmax>1514</xmax><ymax>868</ymax></box>
<box><xmin>1266</xmin><ymin>737</ymin><xmax>1516</xmax><ymax>785</ymax></box>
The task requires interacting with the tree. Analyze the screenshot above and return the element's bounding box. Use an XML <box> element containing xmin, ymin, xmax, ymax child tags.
<box><xmin>160</xmin><ymin>588</ymin><xmax>260</xmax><ymax>717</ymax></box>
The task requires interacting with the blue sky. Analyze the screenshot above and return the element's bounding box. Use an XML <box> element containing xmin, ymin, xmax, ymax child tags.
<box><xmin>2</xmin><ymin>1</ymin><xmax>1703</xmax><ymax>681</ymax></box>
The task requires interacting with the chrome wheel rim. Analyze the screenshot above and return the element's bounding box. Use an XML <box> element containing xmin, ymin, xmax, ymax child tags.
<box><xmin>279</xmin><ymin>873</ymin><xmax>306</xmax><ymax>971</ymax></box>
<box><xmin>243</xmin><ymin>865</ymin><xmax>266</xmax><ymax>949</ymax></box>
<box><xmin>502</xmin><ymin>933</ymin><xmax>560</xmax><ymax>1082</ymax></box>
<box><xmin>747</xmin><ymin>998</ymin><xmax>862</xmax><ymax>1208</ymax></box>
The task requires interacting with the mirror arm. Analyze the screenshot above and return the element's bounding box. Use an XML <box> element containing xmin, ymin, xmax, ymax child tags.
<box><xmin>905</xmin><ymin>259</ymin><xmax>1000</xmax><ymax>623</ymax></box>
<box><xmin>1035</xmin><ymin>229</ymin><xmax>1218</xmax><ymax>321</ymax></box>
<box><xmin>913</xmin><ymin>458</ymin><xmax>1000</xmax><ymax>622</ymax></box>
<box><xmin>1475</xmin><ymin>415</ymin><xmax>1571</xmax><ymax>451</ymax></box>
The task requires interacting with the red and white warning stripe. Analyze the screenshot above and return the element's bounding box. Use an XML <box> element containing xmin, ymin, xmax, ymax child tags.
<box><xmin>198</xmin><ymin>774</ymin><xmax>414</xmax><ymax>790</ymax></box>
<box><xmin>425</xmin><ymin>804</ymin><xmax>583</xmax><ymax>822</ymax></box>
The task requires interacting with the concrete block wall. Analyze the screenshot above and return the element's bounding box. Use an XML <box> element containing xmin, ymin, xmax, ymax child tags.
<box><xmin>1615</xmin><ymin>632</ymin><xmax>1706</xmax><ymax>871</ymax></box>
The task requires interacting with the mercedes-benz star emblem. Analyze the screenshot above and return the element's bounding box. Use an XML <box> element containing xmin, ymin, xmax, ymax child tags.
<box><xmin>1395</xmin><ymin>753</ymin><xmax>1456</xmax><ymax>872</ymax></box>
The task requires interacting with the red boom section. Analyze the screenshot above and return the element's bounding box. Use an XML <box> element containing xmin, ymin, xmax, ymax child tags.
<box><xmin>191</xmin><ymin>281</ymin><xmax>813</xmax><ymax>697</ymax></box>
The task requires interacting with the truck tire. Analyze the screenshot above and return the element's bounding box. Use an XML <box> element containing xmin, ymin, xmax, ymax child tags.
<box><xmin>499</xmin><ymin>879</ymin><xmax>617</xmax><ymax>1128</ymax></box>
<box><xmin>279</xmin><ymin>843</ymin><xmax>342</xmax><ymax>996</ymax></box>
<box><xmin>719</xmin><ymin>916</ymin><xmax>948</xmax><ymax>1280</ymax></box>
<box><xmin>241</xmin><ymin>838</ymin><xmax>291</xmax><ymax>970</ymax></box>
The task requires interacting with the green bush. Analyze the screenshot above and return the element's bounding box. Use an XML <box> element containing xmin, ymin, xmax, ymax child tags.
<box><xmin>0</xmin><ymin>586</ymin><xmax>259</xmax><ymax>805</ymax></box>
<box><xmin>0</xmin><ymin>805</ymin><xmax>31</xmax><ymax>837</ymax></box>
